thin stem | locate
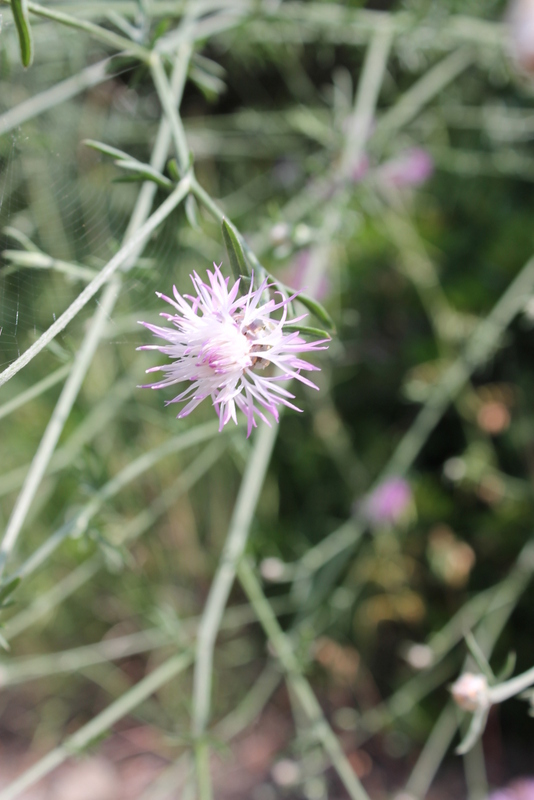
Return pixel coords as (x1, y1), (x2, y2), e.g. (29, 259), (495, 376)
(150, 49), (192, 174)
(1, 441), (228, 647)
(0, 376), (133, 500)
(339, 20), (393, 176)
(0, 59), (113, 135)
(9, 422), (222, 582)
(373, 48), (473, 151)
(0, 280), (120, 576)
(191, 423), (278, 791)
(238, 558), (371, 800)
(0, 652), (193, 800)
(464, 737), (488, 800)
(404, 703), (459, 800)
(3, 558), (101, 640)
(0, 176), (190, 389)
(4, 0), (151, 61)
(489, 663), (534, 704)
(0, 364), (71, 422)
(387, 253), (534, 477)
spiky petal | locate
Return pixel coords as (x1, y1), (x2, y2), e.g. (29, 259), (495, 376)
(138, 264), (329, 436)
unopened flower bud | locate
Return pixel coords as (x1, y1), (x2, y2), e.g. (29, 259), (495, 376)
(451, 672), (489, 712)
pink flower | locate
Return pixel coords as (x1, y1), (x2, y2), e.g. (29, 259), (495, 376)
(359, 477), (412, 526)
(508, 0), (534, 74)
(350, 153), (371, 183)
(138, 264), (329, 436)
(376, 147), (434, 188)
(488, 778), (534, 800)
(349, 148), (434, 189)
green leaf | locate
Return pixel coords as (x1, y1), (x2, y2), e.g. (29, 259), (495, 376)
(455, 706), (489, 755)
(185, 195), (201, 231)
(465, 631), (495, 683)
(167, 159), (181, 182)
(0, 630), (10, 651)
(83, 139), (132, 161)
(189, 65), (226, 102)
(114, 160), (173, 190)
(496, 651), (516, 683)
(295, 292), (336, 332)
(222, 218), (248, 283)
(0, 576), (20, 607)
(283, 325), (331, 339)
(12, 0), (33, 67)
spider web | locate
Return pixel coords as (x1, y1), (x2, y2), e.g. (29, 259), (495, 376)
(0, 39), (208, 376)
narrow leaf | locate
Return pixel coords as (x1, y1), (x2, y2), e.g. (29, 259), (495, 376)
(0, 631), (10, 651)
(496, 651), (517, 683)
(455, 706), (489, 755)
(167, 159), (181, 182)
(465, 631), (495, 683)
(295, 292), (335, 331)
(185, 195), (201, 231)
(114, 160), (173, 190)
(0, 577), (20, 606)
(284, 324), (331, 339)
(83, 139), (132, 161)
(12, 0), (33, 67)
(222, 218), (248, 283)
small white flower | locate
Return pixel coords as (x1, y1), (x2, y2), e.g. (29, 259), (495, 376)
(138, 264), (329, 436)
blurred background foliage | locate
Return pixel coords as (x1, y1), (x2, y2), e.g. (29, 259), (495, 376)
(2, 0), (534, 797)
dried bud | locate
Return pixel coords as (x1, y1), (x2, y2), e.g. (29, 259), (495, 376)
(451, 672), (489, 712)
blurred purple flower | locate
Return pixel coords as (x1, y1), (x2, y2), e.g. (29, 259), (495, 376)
(507, 0), (534, 74)
(376, 147), (434, 188)
(488, 778), (534, 800)
(350, 153), (371, 183)
(359, 477), (412, 526)
(349, 147), (434, 189)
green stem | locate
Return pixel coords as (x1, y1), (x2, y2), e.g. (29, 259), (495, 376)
(0, 652), (193, 800)
(150, 50), (192, 174)
(238, 558), (371, 800)
(5, 0), (151, 61)
(0, 176), (190, 390)
(0, 364), (71, 422)
(191, 423), (278, 795)
(0, 58), (113, 135)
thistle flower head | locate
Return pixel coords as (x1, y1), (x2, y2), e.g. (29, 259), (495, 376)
(138, 264), (329, 436)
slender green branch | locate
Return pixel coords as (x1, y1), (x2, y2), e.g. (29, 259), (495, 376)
(149, 50), (192, 174)
(387, 252), (534, 477)
(3, 559), (101, 641)
(191, 423), (278, 797)
(8, 422), (223, 583)
(3, 0), (151, 61)
(339, 20), (393, 175)
(0, 652), (193, 800)
(0, 365), (71, 422)
(404, 703), (459, 800)
(0, 281), (120, 577)
(0, 176), (190, 390)
(0, 59), (113, 135)
(238, 558), (371, 800)
(373, 47), (473, 150)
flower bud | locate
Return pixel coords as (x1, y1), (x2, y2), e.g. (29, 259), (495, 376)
(451, 672), (489, 712)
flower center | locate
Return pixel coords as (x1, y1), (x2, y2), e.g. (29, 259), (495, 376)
(198, 319), (253, 374)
